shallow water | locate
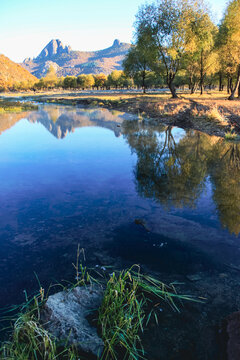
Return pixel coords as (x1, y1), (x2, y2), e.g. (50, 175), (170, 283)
(0, 104), (240, 358)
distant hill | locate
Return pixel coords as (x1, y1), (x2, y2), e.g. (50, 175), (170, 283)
(0, 54), (37, 89)
(21, 39), (131, 78)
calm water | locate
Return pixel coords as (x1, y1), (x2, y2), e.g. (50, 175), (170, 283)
(0, 104), (240, 358)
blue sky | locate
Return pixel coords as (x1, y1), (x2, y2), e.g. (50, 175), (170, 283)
(0, 0), (228, 63)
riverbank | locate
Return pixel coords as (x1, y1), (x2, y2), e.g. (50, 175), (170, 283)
(2, 90), (240, 138)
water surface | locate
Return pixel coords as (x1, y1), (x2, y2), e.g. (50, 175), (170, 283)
(0, 104), (240, 359)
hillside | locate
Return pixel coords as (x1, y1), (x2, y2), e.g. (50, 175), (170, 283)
(21, 39), (131, 78)
(0, 54), (37, 89)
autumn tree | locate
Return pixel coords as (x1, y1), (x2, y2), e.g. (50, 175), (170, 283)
(218, 0), (240, 100)
(135, 0), (196, 98)
(42, 65), (58, 89)
(77, 74), (95, 89)
(94, 73), (107, 90)
(184, 6), (217, 94)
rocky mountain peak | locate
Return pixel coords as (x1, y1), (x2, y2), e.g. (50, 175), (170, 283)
(113, 39), (121, 47)
(37, 39), (71, 60)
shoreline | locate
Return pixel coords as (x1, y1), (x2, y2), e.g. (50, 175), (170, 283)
(2, 90), (240, 138)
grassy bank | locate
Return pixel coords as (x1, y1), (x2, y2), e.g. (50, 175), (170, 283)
(0, 100), (38, 114)
(0, 266), (197, 360)
(3, 89), (240, 137)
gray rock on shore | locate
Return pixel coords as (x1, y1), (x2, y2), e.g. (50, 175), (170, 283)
(41, 285), (104, 357)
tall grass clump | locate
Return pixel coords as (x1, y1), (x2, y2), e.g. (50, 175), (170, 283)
(206, 107), (227, 125)
(225, 130), (238, 140)
(98, 267), (197, 360)
(0, 261), (199, 360)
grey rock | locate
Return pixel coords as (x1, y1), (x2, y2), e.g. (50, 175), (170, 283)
(42, 285), (104, 357)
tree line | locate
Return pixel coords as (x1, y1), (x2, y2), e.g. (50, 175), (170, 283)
(6, 0), (240, 99)
(123, 0), (240, 99)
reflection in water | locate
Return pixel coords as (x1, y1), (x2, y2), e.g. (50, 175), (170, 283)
(28, 106), (131, 138)
(1, 107), (240, 236)
(209, 142), (240, 235)
(0, 105), (135, 140)
(123, 120), (240, 235)
(1, 105), (240, 359)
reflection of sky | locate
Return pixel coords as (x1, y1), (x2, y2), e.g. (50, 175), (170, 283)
(0, 107), (239, 311)
(0, 119), (135, 194)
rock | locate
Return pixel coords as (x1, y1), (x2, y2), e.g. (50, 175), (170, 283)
(186, 274), (202, 282)
(134, 218), (150, 232)
(225, 311), (240, 360)
(41, 285), (104, 357)
(37, 39), (71, 59)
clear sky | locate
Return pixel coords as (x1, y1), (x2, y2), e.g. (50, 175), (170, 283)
(0, 0), (228, 63)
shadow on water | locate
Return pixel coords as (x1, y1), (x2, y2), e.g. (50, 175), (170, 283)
(106, 223), (222, 275)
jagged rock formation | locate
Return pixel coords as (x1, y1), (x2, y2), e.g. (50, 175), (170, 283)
(37, 39), (71, 59)
(21, 39), (131, 78)
(0, 54), (37, 89)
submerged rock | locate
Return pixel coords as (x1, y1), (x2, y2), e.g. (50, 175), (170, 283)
(41, 285), (104, 357)
(225, 311), (240, 360)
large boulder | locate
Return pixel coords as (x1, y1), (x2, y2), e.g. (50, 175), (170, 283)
(41, 285), (104, 357)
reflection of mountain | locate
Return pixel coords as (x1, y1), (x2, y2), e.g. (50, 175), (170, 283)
(27, 106), (130, 139)
(0, 112), (30, 134)
(123, 120), (240, 236)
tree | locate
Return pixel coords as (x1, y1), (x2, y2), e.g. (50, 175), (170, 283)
(63, 76), (77, 89)
(107, 70), (124, 89)
(218, 0), (240, 100)
(42, 65), (58, 89)
(184, 8), (217, 94)
(94, 73), (107, 90)
(135, 0), (195, 98)
(123, 31), (156, 93)
(77, 74), (95, 89)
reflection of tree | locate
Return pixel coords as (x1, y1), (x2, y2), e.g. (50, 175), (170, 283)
(123, 121), (211, 208)
(124, 120), (240, 235)
(209, 142), (240, 236)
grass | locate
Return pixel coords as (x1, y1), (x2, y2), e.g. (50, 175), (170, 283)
(98, 266), (197, 360)
(225, 130), (238, 140)
(0, 100), (38, 113)
(0, 262), (199, 360)
(205, 107), (227, 125)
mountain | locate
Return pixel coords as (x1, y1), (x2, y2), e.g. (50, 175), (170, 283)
(21, 39), (131, 78)
(0, 54), (37, 89)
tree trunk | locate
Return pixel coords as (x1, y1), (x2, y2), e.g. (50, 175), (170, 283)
(142, 67), (146, 94)
(219, 72), (222, 91)
(238, 81), (240, 98)
(168, 80), (178, 98)
(228, 65), (240, 100)
(200, 50), (204, 95)
(227, 76), (230, 94)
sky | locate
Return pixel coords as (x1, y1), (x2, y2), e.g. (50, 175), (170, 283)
(0, 0), (228, 63)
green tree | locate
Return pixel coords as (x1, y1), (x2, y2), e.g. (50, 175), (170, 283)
(123, 30), (156, 93)
(63, 76), (77, 89)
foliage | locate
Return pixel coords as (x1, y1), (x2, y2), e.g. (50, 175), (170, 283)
(99, 266), (197, 360)
(0, 264), (197, 360)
